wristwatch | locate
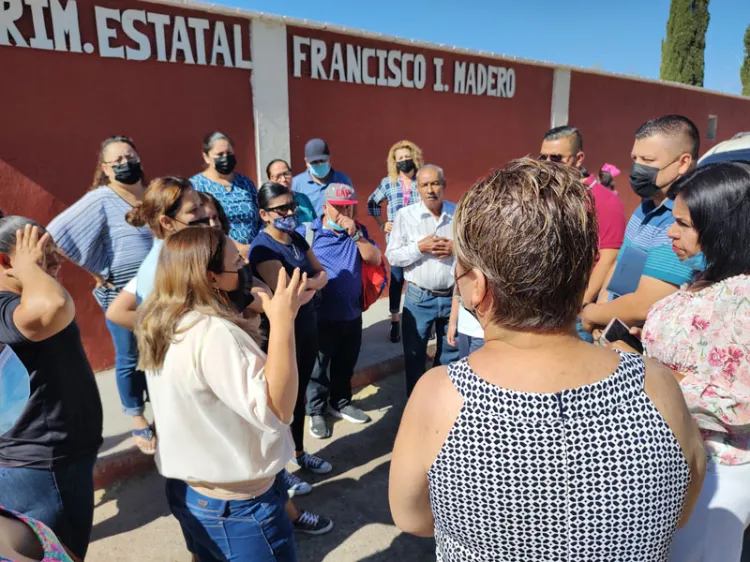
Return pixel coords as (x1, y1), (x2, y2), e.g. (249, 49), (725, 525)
(351, 229), (363, 242)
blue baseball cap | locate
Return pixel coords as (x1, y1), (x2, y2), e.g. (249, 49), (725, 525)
(305, 138), (330, 161)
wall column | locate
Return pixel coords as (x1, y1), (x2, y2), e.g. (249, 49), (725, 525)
(250, 19), (291, 181)
(550, 68), (571, 128)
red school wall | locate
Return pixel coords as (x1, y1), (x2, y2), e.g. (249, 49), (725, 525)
(569, 71), (750, 215)
(0, 0), (256, 370)
(285, 26), (555, 251)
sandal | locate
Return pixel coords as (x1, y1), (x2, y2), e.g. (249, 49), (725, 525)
(132, 425), (157, 456)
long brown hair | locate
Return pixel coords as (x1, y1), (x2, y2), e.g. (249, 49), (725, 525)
(125, 176), (193, 239)
(387, 140), (424, 185)
(90, 135), (141, 191)
(136, 228), (248, 371)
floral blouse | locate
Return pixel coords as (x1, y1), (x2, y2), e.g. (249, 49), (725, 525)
(0, 506), (74, 561)
(642, 275), (750, 465)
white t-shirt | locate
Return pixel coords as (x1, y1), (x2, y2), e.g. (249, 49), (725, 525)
(123, 276), (137, 295)
(458, 306), (484, 339)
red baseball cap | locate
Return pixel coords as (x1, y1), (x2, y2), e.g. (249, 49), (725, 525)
(324, 183), (358, 205)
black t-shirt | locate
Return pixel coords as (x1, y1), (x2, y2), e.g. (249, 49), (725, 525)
(0, 292), (103, 469)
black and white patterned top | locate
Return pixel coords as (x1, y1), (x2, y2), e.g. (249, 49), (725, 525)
(427, 353), (691, 562)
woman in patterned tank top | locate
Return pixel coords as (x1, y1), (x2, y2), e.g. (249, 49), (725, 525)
(389, 158), (706, 562)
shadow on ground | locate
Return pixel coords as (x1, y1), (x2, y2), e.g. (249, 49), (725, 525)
(91, 472), (171, 543)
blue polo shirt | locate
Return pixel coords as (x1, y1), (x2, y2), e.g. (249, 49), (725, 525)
(608, 198), (695, 299)
(292, 168), (353, 217)
(299, 219), (376, 322)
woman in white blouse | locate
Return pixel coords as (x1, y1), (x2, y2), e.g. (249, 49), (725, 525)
(135, 227), (311, 562)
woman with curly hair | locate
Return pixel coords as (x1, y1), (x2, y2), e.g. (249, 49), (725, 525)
(367, 140), (424, 343)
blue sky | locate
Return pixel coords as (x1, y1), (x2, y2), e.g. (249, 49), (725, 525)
(216, 0), (750, 95)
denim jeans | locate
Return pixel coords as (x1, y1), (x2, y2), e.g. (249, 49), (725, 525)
(105, 318), (147, 416)
(166, 474), (297, 562)
(458, 333), (485, 359)
(389, 266), (405, 315)
(0, 453), (97, 560)
(307, 316), (363, 415)
(402, 284), (459, 396)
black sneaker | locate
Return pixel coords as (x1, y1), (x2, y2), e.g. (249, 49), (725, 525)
(282, 469), (312, 498)
(292, 452), (332, 474)
(294, 510), (334, 535)
(329, 404), (371, 424)
(308, 415), (331, 439)
(390, 321), (401, 343)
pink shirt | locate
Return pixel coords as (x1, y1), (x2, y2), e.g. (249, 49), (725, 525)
(643, 275), (750, 465)
(584, 176), (626, 251)
(401, 174), (413, 207)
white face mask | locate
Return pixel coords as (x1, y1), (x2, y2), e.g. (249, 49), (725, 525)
(0, 345), (30, 434)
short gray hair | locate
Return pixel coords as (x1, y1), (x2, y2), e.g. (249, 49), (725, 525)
(417, 164), (445, 185)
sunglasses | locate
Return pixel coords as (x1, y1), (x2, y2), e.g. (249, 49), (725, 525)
(266, 202), (299, 215)
(537, 153), (567, 163)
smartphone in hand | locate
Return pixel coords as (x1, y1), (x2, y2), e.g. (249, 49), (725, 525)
(600, 318), (644, 354)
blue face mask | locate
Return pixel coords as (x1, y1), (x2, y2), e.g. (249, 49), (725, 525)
(0, 345), (30, 434)
(683, 251), (707, 272)
(326, 219), (346, 232)
(273, 216), (298, 233)
(309, 162), (330, 179)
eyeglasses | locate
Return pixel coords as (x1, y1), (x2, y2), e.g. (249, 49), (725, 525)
(270, 171), (292, 181)
(266, 202), (299, 215)
(537, 153), (567, 163)
(104, 156), (140, 166)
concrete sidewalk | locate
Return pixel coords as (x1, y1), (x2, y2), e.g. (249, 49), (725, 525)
(93, 297), (431, 489)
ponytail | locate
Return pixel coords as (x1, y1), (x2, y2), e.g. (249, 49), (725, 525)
(125, 203), (148, 228)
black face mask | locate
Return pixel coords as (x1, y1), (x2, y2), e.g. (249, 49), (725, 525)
(396, 159), (416, 174)
(112, 160), (142, 185)
(214, 154), (237, 175)
(629, 158), (679, 199)
(226, 265), (255, 313)
(173, 216), (211, 228)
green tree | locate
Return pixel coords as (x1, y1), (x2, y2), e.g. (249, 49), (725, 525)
(660, 0), (711, 87)
(742, 24), (750, 96)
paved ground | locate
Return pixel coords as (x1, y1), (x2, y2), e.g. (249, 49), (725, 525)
(87, 372), (437, 562)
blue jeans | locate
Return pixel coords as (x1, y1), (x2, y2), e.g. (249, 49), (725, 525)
(0, 453), (97, 560)
(105, 318), (147, 416)
(402, 284), (459, 396)
(389, 266), (405, 315)
(458, 333), (485, 358)
(576, 317), (594, 344)
(166, 474), (297, 562)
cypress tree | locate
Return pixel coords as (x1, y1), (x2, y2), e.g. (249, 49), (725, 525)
(741, 24), (750, 96)
(660, 0), (711, 87)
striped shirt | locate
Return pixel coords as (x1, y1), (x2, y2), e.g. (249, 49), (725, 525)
(48, 187), (153, 309)
(608, 198), (694, 300)
(367, 175), (419, 242)
(385, 200), (456, 292)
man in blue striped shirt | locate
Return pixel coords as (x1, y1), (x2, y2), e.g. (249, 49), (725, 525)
(300, 184), (382, 439)
(581, 115), (702, 335)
